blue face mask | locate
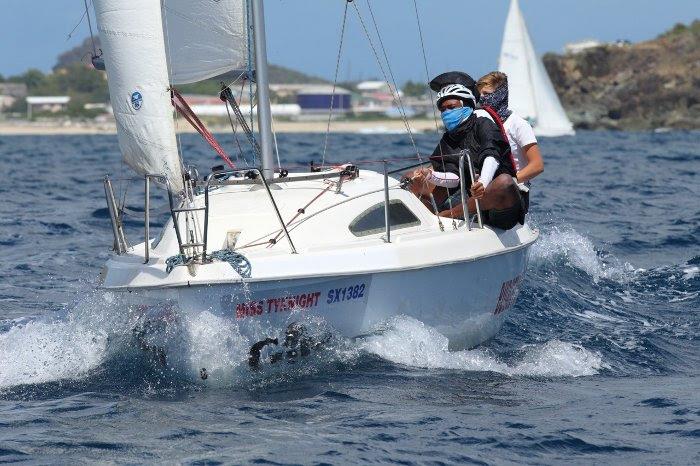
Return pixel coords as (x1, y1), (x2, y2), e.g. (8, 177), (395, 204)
(441, 106), (473, 132)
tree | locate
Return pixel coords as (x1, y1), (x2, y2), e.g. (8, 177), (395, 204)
(402, 80), (427, 97)
(10, 69), (47, 90)
(55, 37), (100, 71)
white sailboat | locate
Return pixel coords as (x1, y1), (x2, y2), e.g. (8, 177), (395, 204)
(498, 0), (575, 137)
(93, 0), (538, 376)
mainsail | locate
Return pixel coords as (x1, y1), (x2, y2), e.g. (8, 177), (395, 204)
(93, 0), (248, 190)
(162, 0), (248, 85)
(498, 0), (574, 137)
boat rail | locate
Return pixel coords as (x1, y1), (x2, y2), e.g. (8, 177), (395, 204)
(103, 158), (483, 262)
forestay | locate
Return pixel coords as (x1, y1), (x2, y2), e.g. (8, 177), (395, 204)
(162, 0), (248, 85)
(498, 0), (574, 137)
(93, 0), (183, 190)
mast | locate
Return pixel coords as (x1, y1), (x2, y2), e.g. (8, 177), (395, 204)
(250, 0), (275, 179)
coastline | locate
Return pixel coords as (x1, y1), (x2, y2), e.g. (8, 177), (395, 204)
(0, 119), (440, 136)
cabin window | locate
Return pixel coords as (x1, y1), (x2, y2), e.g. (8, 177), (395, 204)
(349, 200), (421, 237)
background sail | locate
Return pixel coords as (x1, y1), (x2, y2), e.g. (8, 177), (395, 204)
(162, 0), (248, 85)
(498, 0), (574, 136)
(93, 0), (183, 189)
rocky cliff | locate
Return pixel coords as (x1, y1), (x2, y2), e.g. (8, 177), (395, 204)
(543, 21), (700, 130)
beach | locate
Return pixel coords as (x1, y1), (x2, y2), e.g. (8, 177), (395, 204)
(0, 118), (439, 135)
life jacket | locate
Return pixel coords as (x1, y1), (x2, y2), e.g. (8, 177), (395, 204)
(479, 106), (518, 173)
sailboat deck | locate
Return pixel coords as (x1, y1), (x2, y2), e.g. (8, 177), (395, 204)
(100, 169), (538, 290)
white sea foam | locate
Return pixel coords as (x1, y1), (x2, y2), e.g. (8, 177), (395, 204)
(531, 227), (638, 282)
(0, 291), (135, 389)
(682, 266), (699, 280)
(180, 310), (249, 383)
(361, 316), (602, 377)
(0, 312), (109, 389)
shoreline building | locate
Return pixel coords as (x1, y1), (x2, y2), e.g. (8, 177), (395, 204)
(296, 85), (351, 119)
(0, 83), (28, 113)
(25, 96), (70, 119)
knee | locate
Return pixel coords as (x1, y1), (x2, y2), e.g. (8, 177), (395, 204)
(485, 174), (514, 195)
(492, 174), (514, 188)
(485, 174), (517, 204)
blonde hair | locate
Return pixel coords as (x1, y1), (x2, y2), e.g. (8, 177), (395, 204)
(477, 71), (508, 92)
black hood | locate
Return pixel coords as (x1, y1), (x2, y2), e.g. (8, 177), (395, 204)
(429, 71), (480, 103)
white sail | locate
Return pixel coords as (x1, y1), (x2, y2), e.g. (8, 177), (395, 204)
(162, 0), (248, 85)
(498, 0), (574, 137)
(93, 0), (183, 189)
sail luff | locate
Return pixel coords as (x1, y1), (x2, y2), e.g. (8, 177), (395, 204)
(93, 0), (184, 190)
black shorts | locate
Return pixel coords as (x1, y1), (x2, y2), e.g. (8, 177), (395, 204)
(482, 189), (529, 230)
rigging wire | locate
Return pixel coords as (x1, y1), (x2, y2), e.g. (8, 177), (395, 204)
(321, 0), (351, 168)
(412, 0), (441, 135)
(271, 113), (283, 170)
(410, 0), (455, 227)
(66, 8), (88, 42)
(224, 100), (248, 167)
(362, 0), (420, 160)
(221, 75), (249, 166)
(83, 0), (98, 57)
(246, 0), (256, 165)
(351, 1), (420, 160)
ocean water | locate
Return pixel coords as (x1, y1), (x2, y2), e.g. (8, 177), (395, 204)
(0, 130), (698, 464)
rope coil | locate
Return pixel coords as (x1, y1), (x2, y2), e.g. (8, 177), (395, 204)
(165, 250), (252, 278)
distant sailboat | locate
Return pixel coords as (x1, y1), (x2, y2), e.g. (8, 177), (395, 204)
(498, 0), (575, 137)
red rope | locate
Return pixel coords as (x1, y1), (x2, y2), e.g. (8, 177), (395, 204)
(267, 183), (334, 247)
(171, 88), (236, 169)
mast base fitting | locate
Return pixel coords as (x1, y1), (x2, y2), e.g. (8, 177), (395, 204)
(340, 165), (360, 179)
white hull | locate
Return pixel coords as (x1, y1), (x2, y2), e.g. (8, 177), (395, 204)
(102, 167), (538, 373)
(118, 243), (530, 351)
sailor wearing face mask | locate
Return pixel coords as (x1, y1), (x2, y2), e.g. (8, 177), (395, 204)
(409, 71), (525, 230)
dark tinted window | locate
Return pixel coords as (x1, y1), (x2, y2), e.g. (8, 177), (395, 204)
(349, 200), (421, 237)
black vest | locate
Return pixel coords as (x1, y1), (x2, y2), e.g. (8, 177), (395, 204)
(430, 111), (515, 181)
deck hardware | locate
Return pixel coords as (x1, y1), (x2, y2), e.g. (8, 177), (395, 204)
(458, 156), (470, 232)
(464, 151), (483, 229)
(103, 176), (128, 254)
(383, 160), (391, 243)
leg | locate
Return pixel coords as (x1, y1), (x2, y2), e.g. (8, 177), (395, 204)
(467, 174), (519, 213)
(438, 174), (520, 220)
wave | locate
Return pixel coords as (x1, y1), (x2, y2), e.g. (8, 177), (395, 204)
(1, 225), (695, 393)
(361, 316), (602, 377)
(530, 226), (639, 282)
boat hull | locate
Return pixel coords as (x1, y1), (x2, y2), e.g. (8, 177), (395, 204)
(122, 245), (531, 352)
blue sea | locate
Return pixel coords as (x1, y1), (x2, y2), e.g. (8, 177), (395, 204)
(0, 130), (698, 464)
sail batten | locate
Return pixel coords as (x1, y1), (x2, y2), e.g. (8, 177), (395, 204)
(498, 0), (574, 136)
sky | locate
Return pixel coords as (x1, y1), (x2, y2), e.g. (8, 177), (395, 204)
(1, 0), (699, 84)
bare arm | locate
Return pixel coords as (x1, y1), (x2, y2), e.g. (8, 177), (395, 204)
(516, 143), (544, 183)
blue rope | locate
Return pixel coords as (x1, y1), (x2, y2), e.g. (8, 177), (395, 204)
(165, 250), (251, 278)
(165, 254), (187, 273)
(209, 250), (252, 278)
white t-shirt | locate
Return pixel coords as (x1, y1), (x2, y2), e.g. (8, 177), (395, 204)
(503, 114), (537, 172)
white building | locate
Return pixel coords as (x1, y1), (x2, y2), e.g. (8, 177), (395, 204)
(564, 39), (603, 55)
(26, 96), (70, 119)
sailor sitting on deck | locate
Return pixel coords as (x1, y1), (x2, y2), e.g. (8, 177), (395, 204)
(477, 71), (543, 214)
(409, 71), (526, 230)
